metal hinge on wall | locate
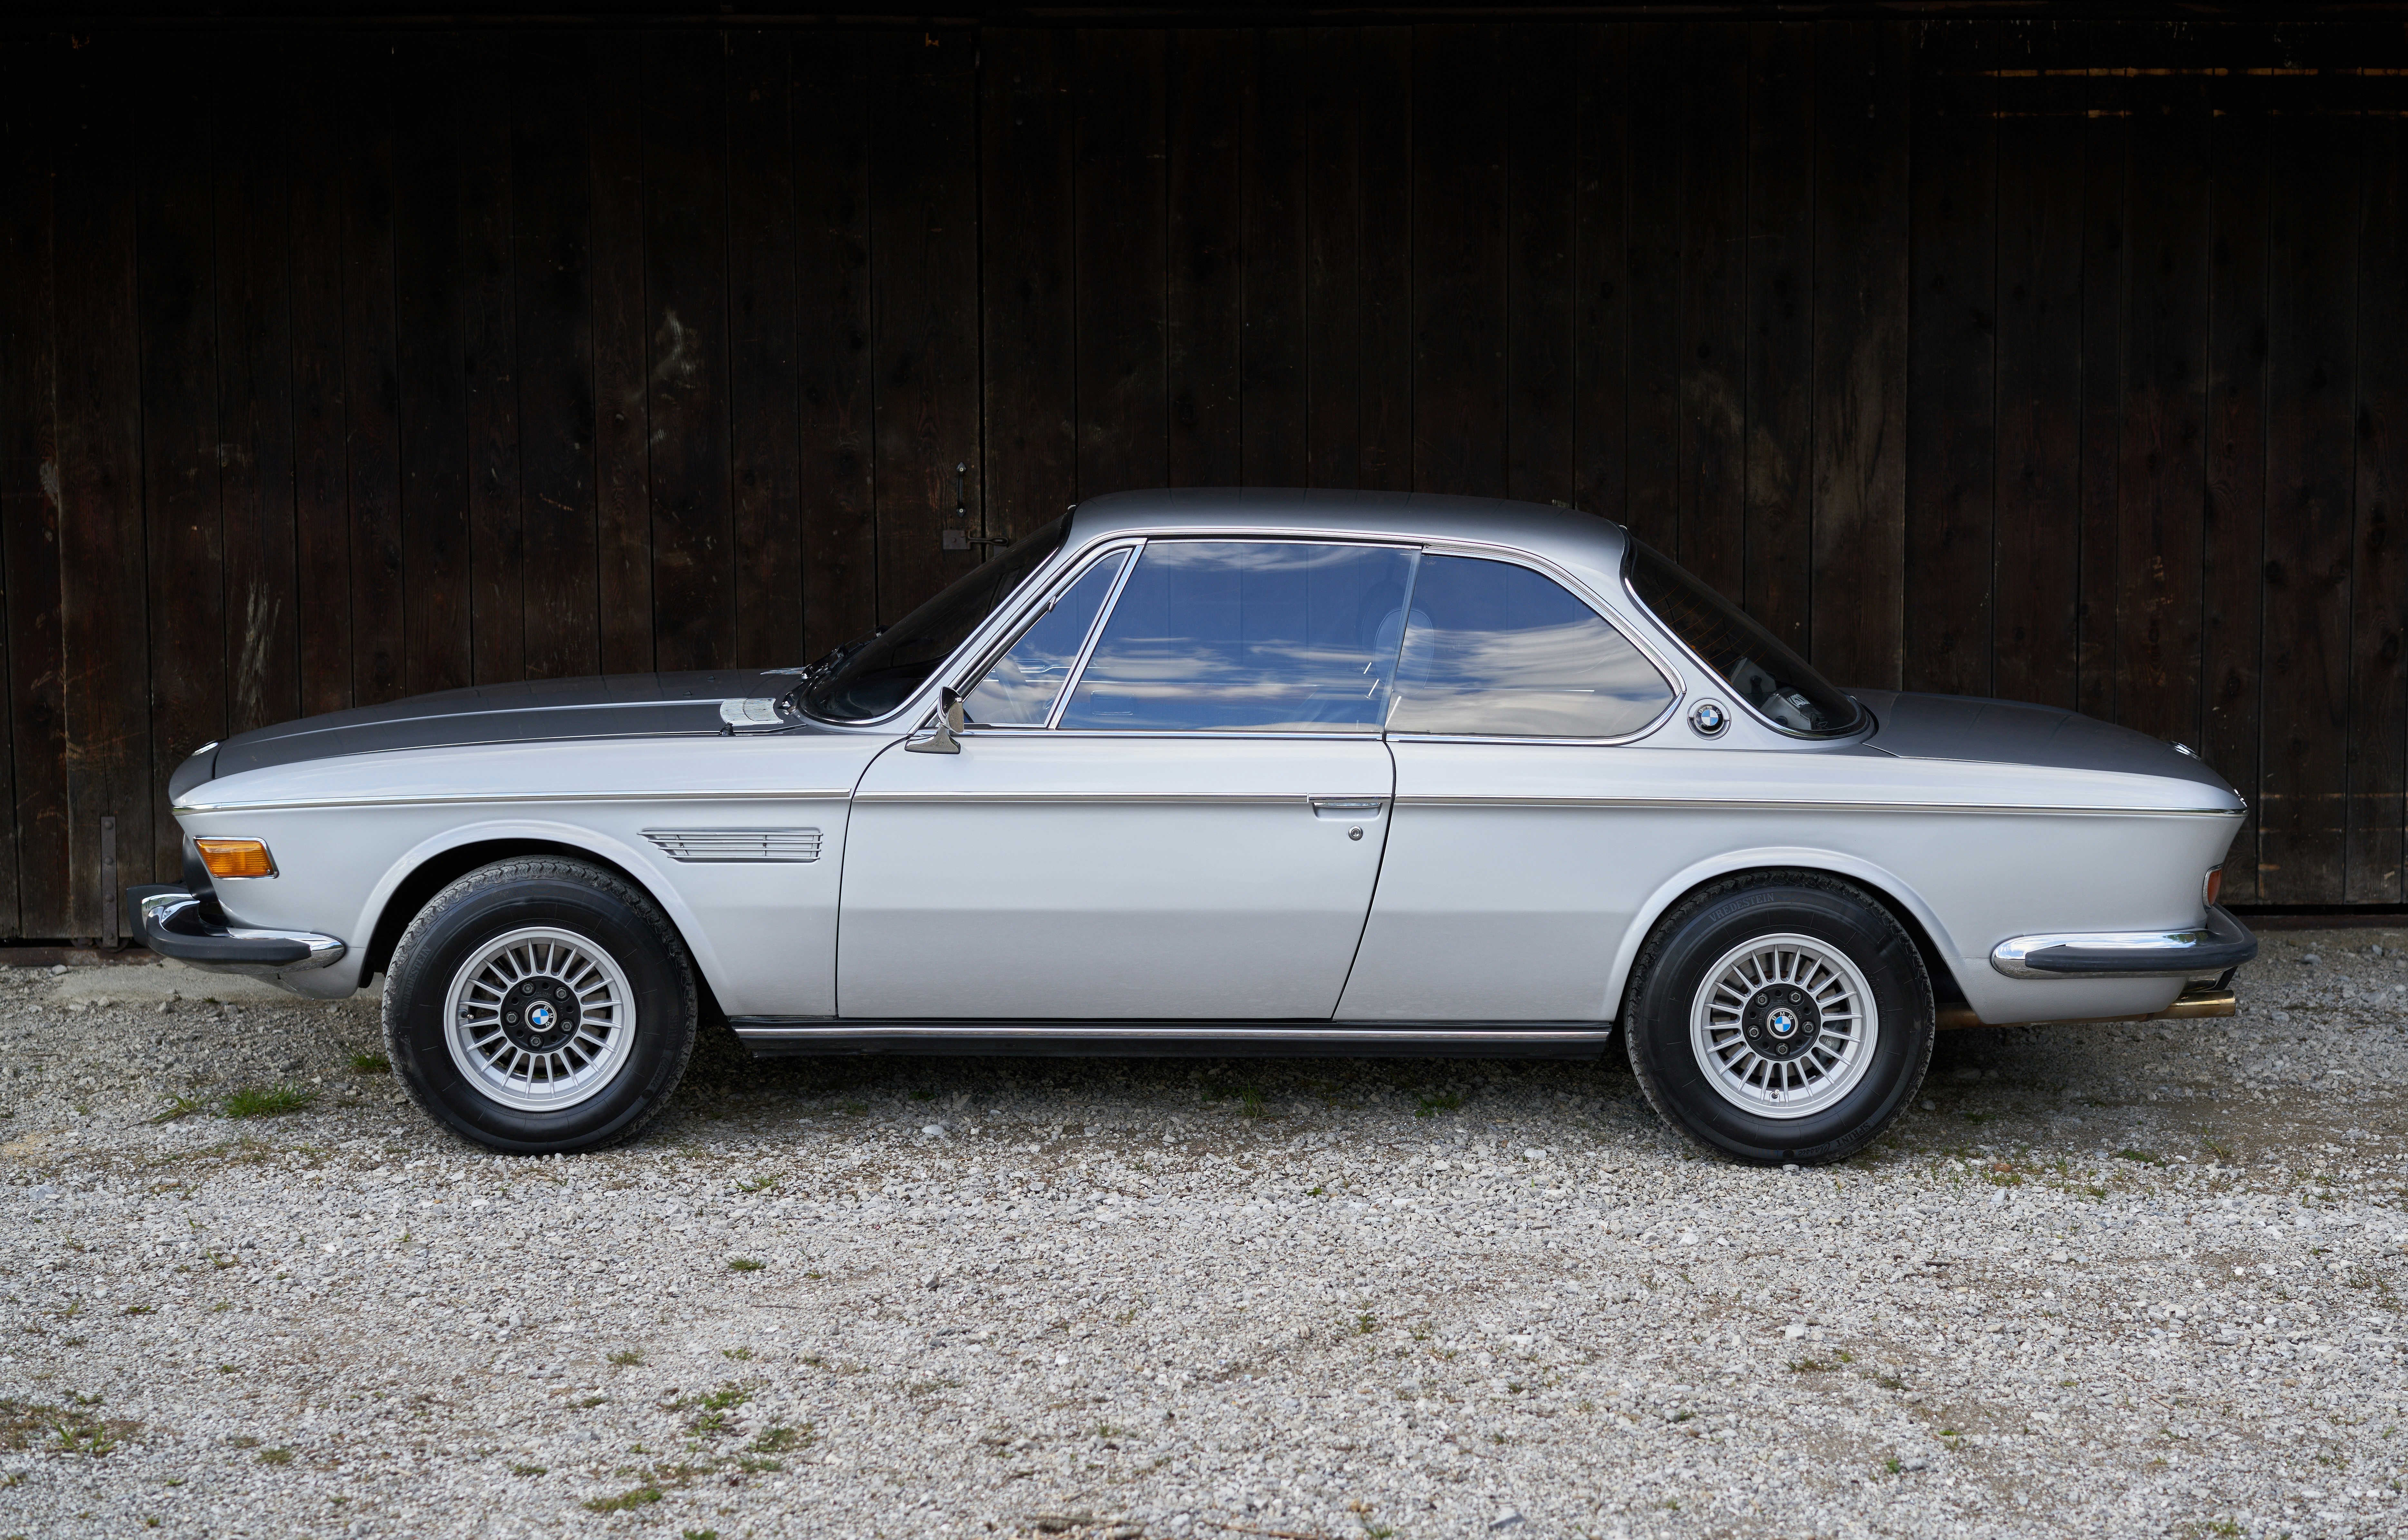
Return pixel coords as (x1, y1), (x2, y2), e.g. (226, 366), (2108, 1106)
(939, 460), (1010, 553)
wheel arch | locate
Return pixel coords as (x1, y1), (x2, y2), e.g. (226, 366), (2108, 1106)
(357, 833), (729, 1026)
(1605, 850), (1970, 1019)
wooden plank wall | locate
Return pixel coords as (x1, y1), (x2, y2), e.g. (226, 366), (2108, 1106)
(2, 18), (2405, 937)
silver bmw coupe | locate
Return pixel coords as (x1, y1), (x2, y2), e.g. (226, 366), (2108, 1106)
(142, 489), (2255, 1164)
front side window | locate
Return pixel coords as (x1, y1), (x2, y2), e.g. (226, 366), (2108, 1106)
(1625, 540), (1860, 736)
(1386, 554), (1674, 738)
(800, 515), (1070, 723)
(962, 549), (1129, 726)
(1056, 540), (1417, 733)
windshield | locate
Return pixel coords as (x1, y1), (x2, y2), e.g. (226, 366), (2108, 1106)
(800, 516), (1070, 722)
(1626, 541), (1861, 737)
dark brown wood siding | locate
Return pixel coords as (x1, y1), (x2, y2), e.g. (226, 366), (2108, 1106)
(3, 18), (2404, 936)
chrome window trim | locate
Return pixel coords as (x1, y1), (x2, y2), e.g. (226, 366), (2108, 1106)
(942, 539), (1145, 732)
(852, 791), (1376, 807)
(1043, 538), (1144, 729)
(1618, 541), (1867, 744)
(1380, 541), (1685, 747)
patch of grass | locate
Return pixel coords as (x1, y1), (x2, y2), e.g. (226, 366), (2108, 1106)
(1885, 1456), (1901, 1474)
(725, 1256), (765, 1273)
(509, 1462), (547, 1477)
(119, 1304), (152, 1317)
(148, 1093), (207, 1125)
(0, 1398), (139, 1458)
(583, 1485), (662, 1514)
(256, 1447), (293, 1466)
(1355, 1312), (1379, 1336)
(221, 1083), (315, 1119)
(1415, 1091), (1463, 1118)
(684, 1530), (721, 1540)
(608, 1349), (643, 1367)
(747, 1423), (812, 1455)
(1789, 1358), (1836, 1373)
(228, 1435), (260, 1449)
(735, 1175), (777, 1193)
(348, 1052), (391, 1074)
(722, 1346), (755, 1361)
(2116, 1148), (2159, 1165)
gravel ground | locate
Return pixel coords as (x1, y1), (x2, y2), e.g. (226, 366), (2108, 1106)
(3, 930), (2405, 1540)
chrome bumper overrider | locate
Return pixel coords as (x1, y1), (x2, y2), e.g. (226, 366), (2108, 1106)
(1990, 904), (2258, 980)
(130, 884), (346, 975)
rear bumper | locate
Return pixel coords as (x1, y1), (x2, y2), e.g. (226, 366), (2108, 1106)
(1990, 904), (2258, 980)
(128, 883), (346, 975)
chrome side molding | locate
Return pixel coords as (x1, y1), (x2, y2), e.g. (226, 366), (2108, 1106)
(1990, 904), (2258, 979)
(730, 1020), (1614, 1060)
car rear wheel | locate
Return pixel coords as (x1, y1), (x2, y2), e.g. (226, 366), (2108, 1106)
(1623, 871), (1933, 1165)
(383, 858), (697, 1155)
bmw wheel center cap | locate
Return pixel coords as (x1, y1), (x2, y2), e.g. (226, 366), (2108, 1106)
(528, 1001), (557, 1031)
(1767, 1007), (1798, 1039)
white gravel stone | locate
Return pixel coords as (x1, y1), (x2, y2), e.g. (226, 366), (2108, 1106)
(1, 932), (2405, 1537)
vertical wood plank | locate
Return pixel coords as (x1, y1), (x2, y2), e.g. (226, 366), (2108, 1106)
(1242, 26), (1310, 487)
(2201, 99), (2272, 902)
(2114, 80), (2210, 756)
(1676, 21), (1748, 595)
(1411, 23), (1507, 498)
(1620, 23), (1681, 551)
(1304, 26), (1362, 489)
(725, 30), (802, 668)
(1073, 28), (1168, 502)
(797, 32), (877, 657)
(978, 30), (1074, 568)
(871, 26), (983, 621)
(1165, 29), (1242, 487)
(287, 34), (354, 719)
(137, 32), (227, 878)
(2073, 110), (2127, 726)
(53, 31), (150, 920)
(214, 37), (301, 739)
(1902, 49), (1996, 698)
(1742, 21), (1814, 652)
(2259, 102), (2360, 903)
(641, 29), (733, 670)
(391, 34), (472, 696)
(460, 41), (524, 685)
(1991, 103), (2086, 715)
(512, 32), (600, 681)
(0, 39), (62, 933)
(1570, 24), (1629, 524)
(1807, 20), (1910, 691)
(345, 34), (405, 707)
(590, 33), (653, 676)
(2349, 106), (2408, 903)
(1504, 23), (1576, 506)
(1356, 27), (1413, 494)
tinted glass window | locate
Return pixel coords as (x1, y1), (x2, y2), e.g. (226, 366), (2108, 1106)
(1386, 554), (1673, 738)
(800, 516), (1070, 722)
(963, 549), (1129, 726)
(1057, 540), (1417, 733)
(1626, 541), (1859, 736)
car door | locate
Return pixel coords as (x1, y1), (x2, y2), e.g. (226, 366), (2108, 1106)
(838, 537), (1413, 1020)
(1338, 551), (1682, 1021)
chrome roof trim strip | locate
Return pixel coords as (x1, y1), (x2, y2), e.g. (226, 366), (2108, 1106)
(173, 788), (857, 815)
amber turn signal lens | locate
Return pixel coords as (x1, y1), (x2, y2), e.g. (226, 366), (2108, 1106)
(195, 838), (277, 879)
(2204, 867), (2223, 907)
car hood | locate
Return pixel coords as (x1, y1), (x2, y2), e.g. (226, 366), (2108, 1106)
(1852, 690), (2239, 797)
(170, 670), (809, 801)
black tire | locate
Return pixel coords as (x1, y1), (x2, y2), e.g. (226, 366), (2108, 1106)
(1623, 870), (1933, 1166)
(382, 857), (697, 1155)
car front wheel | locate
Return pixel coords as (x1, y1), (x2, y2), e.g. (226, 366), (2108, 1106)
(1623, 871), (1933, 1165)
(383, 857), (697, 1155)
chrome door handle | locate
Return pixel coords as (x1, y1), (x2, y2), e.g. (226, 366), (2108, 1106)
(1309, 796), (1386, 814)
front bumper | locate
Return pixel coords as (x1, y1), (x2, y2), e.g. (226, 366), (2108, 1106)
(1990, 904), (2258, 980)
(128, 883), (346, 975)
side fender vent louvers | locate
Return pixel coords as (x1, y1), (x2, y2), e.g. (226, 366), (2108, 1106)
(643, 828), (822, 863)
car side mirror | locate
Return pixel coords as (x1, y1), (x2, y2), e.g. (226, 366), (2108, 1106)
(906, 685), (965, 755)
